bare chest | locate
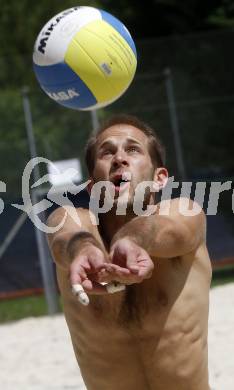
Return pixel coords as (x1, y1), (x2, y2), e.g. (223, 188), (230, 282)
(63, 257), (210, 389)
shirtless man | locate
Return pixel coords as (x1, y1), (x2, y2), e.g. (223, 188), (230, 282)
(47, 114), (212, 390)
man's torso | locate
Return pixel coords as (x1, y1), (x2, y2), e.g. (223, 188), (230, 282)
(58, 243), (212, 390)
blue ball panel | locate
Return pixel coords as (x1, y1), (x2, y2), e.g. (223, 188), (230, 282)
(33, 62), (80, 85)
(33, 62), (97, 109)
(100, 10), (137, 57)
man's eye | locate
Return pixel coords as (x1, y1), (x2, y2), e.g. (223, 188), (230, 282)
(127, 146), (139, 153)
(102, 149), (113, 156)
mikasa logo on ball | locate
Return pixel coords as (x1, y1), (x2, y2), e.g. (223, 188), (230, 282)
(47, 89), (80, 101)
(38, 7), (79, 54)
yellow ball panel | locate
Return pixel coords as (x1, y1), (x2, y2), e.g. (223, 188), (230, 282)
(65, 20), (136, 103)
(65, 39), (115, 103)
(84, 19), (137, 75)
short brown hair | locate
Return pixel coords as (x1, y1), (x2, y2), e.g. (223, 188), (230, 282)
(85, 114), (165, 175)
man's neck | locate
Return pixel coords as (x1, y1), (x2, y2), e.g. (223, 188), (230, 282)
(98, 209), (136, 248)
(97, 195), (158, 248)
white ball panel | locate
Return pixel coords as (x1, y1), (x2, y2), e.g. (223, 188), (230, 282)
(33, 6), (102, 66)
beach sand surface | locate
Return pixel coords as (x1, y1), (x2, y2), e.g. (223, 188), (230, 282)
(0, 284), (234, 390)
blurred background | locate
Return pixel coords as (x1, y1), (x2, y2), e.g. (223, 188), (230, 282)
(0, 0), (234, 319)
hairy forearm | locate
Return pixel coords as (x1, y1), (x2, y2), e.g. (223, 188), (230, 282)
(66, 232), (102, 259)
(50, 231), (102, 269)
(47, 207), (103, 269)
(111, 214), (196, 258)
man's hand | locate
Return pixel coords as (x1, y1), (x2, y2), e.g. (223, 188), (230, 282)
(98, 238), (154, 285)
(70, 243), (109, 295)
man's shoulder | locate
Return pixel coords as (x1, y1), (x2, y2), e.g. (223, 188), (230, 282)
(49, 205), (90, 217)
(46, 206), (95, 229)
(158, 197), (205, 219)
(157, 197), (207, 246)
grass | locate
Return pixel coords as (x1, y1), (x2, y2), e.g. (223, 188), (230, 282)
(211, 266), (234, 287)
(0, 294), (62, 324)
(0, 270), (233, 324)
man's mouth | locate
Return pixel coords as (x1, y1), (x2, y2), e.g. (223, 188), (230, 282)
(110, 173), (131, 193)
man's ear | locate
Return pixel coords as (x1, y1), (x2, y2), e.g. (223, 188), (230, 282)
(153, 167), (168, 191)
(87, 178), (94, 195)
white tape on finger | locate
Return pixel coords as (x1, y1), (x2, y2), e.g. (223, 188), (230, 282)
(72, 284), (90, 306)
(106, 282), (126, 294)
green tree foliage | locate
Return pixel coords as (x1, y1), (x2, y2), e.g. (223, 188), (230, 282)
(0, 0), (100, 87)
(0, 0), (233, 198)
(0, 0), (233, 87)
(98, 0), (234, 37)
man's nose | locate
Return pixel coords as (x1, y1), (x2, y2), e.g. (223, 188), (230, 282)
(112, 150), (128, 167)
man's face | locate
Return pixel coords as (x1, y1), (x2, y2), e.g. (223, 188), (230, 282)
(91, 124), (156, 207)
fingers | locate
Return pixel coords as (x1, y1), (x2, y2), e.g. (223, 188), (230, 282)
(70, 260), (88, 285)
(69, 248), (128, 304)
(97, 263), (142, 285)
(69, 242), (154, 306)
(71, 281), (110, 305)
(70, 259), (109, 297)
(72, 281), (125, 306)
(138, 264), (153, 279)
(81, 279), (109, 295)
(128, 264), (140, 273)
(97, 264), (131, 283)
(111, 244), (141, 274)
(72, 284), (89, 305)
(69, 251), (106, 286)
(106, 282), (125, 294)
(99, 249), (154, 285)
(82, 280), (126, 295)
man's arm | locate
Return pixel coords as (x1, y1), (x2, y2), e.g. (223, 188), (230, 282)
(96, 198), (206, 285)
(47, 206), (127, 295)
(111, 198), (206, 259)
(47, 206), (104, 270)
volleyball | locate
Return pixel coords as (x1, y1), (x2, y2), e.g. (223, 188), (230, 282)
(33, 6), (137, 111)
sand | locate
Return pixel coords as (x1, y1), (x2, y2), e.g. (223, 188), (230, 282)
(0, 283), (233, 390)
